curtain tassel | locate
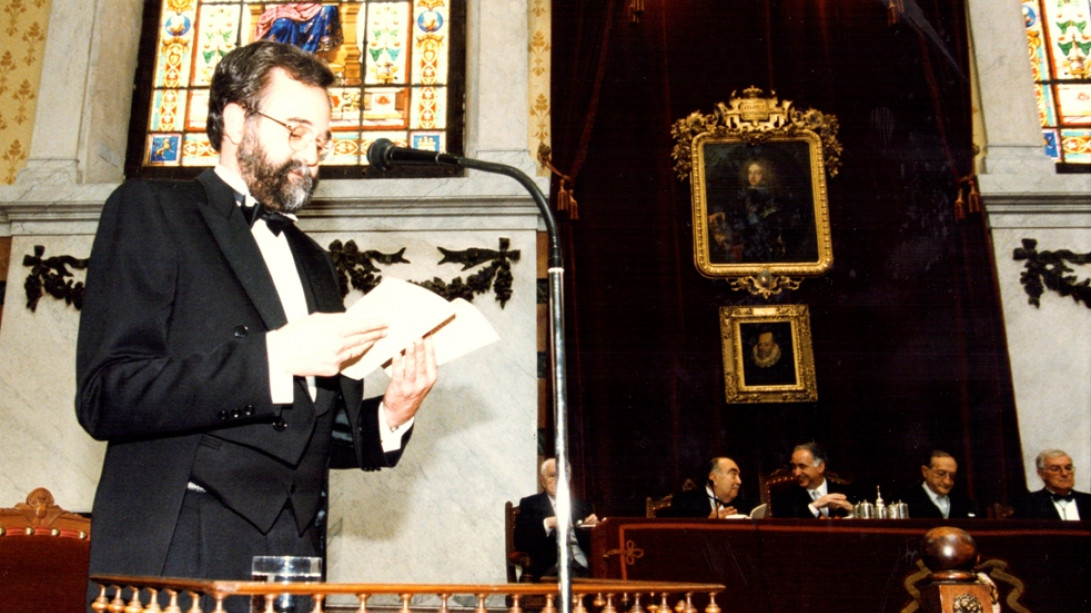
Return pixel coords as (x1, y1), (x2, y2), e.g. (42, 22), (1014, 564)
(967, 175), (982, 215)
(557, 177), (579, 220)
(537, 142), (580, 220)
(887, 0), (904, 26)
(954, 178), (967, 221)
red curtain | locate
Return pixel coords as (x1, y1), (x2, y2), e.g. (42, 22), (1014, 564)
(548, 0), (1023, 514)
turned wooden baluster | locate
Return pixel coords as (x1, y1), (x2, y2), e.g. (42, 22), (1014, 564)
(703, 592), (720, 613)
(185, 589), (203, 613)
(355, 593), (369, 613)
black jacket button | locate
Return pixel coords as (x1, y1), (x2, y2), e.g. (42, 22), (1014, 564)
(233, 325), (249, 338)
(244, 404), (256, 417)
(218, 410), (229, 421)
(231, 408), (242, 419)
(272, 418), (287, 431)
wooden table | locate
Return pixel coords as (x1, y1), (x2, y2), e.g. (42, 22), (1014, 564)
(589, 517), (1090, 612)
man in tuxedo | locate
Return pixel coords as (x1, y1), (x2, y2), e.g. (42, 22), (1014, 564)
(1014, 449), (1091, 520)
(513, 459), (599, 580)
(770, 442), (854, 518)
(76, 41), (437, 610)
(661, 456), (753, 518)
(900, 450), (978, 519)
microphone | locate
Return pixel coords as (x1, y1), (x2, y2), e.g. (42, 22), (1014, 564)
(366, 138), (464, 171)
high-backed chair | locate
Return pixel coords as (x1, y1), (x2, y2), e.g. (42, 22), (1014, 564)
(645, 494), (674, 517)
(0, 487), (91, 613)
(759, 467), (852, 517)
(504, 501), (533, 583)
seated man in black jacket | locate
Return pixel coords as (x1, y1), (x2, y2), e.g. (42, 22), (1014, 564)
(661, 456), (753, 519)
(770, 442), (855, 518)
(899, 449), (977, 519)
(1014, 449), (1090, 520)
(513, 458), (598, 579)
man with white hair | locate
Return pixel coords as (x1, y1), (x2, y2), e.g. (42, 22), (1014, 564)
(1013, 449), (1091, 520)
(513, 458), (599, 579)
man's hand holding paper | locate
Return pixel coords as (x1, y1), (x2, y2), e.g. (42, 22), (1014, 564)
(340, 277), (500, 380)
(268, 311), (389, 377)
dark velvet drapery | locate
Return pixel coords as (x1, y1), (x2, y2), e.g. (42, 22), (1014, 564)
(548, 0), (1023, 516)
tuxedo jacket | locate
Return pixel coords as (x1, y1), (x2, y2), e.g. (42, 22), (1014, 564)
(76, 171), (408, 578)
(513, 492), (594, 579)
(770, 480), (852, 518)
(1013, 488), (1091, 520)
(899, 483), (978, 519)
(659, 487), (753, 518)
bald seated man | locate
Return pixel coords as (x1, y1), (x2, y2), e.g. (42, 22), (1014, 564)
(661, 457), (753, 518)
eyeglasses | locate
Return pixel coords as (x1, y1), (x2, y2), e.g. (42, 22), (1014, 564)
(1044, 464), (1075, 474)
(253, 111), (332, 162)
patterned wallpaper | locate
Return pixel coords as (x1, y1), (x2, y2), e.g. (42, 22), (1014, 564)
(528, 0), (550, 175)
(0, 0), (50, 185)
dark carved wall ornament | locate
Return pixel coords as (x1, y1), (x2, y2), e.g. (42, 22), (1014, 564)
(1013, 238), (1091, 309)
(328, 237), (519, 308)
(22, 246), (89, 312)
(24, 239), (518, 312)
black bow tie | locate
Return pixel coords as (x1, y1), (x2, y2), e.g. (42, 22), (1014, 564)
(241, 201), (294, 236)
(1052, 492), (1074, 503)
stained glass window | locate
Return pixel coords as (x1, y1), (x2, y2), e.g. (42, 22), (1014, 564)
(1024, 0), (1091, 165)
(128, 0), (463, 176)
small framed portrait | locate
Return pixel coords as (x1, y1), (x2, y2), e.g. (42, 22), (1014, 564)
(692, 134), (833, 278)
(720, 304), (817, 403)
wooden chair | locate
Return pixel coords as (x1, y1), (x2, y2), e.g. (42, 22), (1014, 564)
(0, 487), (91, 613)
(989, 501), (1015, 520)
(759, 467), (852, 517)
(644, 494), (673, 517)
(504, 501), (533, 582)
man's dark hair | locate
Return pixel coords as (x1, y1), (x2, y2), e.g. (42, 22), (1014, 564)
(206, 41), (336, 150)
(794, 441), (827, 467)
(923, 449), (954, 468)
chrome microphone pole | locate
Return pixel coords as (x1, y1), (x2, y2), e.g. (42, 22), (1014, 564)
(456, 156), (574, 613)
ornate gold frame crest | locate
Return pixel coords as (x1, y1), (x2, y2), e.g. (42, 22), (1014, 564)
(672, 87), (841, 297)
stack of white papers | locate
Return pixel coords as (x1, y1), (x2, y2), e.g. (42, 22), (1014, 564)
(340, 277), (500, 379)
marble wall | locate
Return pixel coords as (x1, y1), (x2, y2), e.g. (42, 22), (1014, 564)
(969, 0), (1091, 492)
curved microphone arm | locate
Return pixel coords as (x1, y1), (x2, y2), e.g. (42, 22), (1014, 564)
(456, 157), (573, 613)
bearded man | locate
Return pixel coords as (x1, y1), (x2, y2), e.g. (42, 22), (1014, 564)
(76, 41), (437, 611)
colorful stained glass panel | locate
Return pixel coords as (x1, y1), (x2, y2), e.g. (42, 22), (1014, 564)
(1025, 0), (1091, 164)
(139, 0), (458, 169)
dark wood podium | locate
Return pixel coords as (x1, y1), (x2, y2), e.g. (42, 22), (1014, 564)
(589, 517), (1090, 612)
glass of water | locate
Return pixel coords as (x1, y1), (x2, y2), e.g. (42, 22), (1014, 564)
(251, 555), (322, 613)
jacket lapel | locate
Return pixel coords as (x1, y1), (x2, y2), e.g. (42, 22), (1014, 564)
(195, 170), (288, 331)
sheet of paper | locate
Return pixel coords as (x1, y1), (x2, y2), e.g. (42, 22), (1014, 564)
(340, 277), (499, 379)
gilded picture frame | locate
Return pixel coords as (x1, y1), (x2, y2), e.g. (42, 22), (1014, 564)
(720, 304), (817, 404)
(673, 88), (841, 296)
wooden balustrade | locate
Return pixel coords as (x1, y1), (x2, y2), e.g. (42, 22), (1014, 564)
(90, 576), (725, 613)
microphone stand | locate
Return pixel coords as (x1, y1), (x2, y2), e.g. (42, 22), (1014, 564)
(456, 156), (575, 613)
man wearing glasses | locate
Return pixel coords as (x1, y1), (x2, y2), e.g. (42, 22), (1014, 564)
(1014, 449), (1091, 520)
(77, 41), (437, 610)
(900, 450), (978, 519)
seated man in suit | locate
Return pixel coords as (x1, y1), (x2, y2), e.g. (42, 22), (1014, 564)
(770, 442), (854, 518)
(1014, 449), (1091, 520)
(900, 450), (977, 519)
(513, 458), (599, 580)
(661, 456), (753, 519)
